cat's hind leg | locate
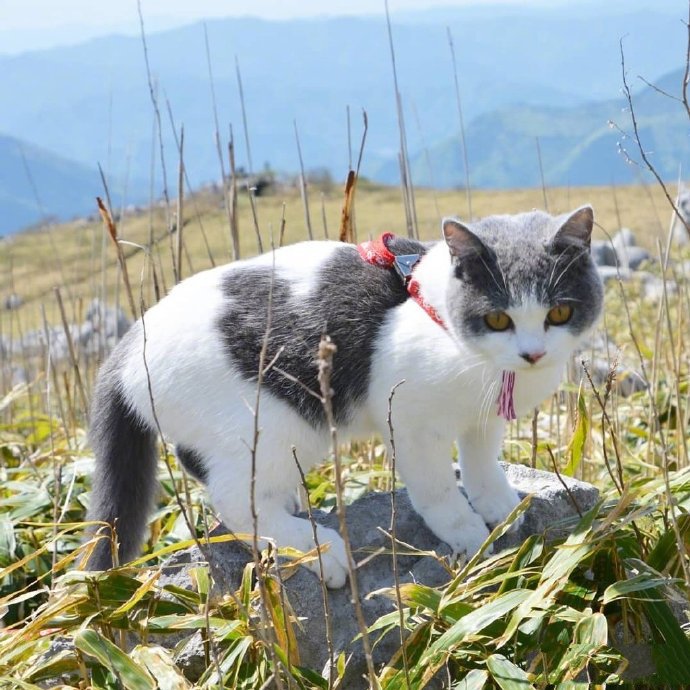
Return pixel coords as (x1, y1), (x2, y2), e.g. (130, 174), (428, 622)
(203, 441), (349, 588)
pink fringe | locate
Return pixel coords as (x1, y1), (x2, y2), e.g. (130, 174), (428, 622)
(497, 370), (516, 420)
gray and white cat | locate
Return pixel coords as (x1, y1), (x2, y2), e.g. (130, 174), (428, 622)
(86, 206), (603, 587)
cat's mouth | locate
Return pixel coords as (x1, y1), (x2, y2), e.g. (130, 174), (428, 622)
(515, 355), (549, 371)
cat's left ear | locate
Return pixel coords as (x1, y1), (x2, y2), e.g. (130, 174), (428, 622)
(442, 218), (488, 259)
(552, 205), (594, 249)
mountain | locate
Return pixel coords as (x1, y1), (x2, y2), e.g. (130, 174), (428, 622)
(384, 68), (690, 189)
(0, 5), (686, 232)
(0, 6), (685, 183)
(0, 134), (103, 236)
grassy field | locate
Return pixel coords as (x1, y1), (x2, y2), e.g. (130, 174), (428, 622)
(1, 179), (689, 688)
(0, 180), (675, 333)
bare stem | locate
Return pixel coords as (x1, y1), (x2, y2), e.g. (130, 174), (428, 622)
(386, 381), (411, 687)
(317, 335), (377, 687)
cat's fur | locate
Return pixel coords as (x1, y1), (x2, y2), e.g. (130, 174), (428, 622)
(86, 207), (603, 587)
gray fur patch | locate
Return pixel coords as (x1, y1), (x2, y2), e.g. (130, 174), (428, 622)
(217, 239), (427, 426)
(176, 446), (208, 483)
(447, 211), (603, 339)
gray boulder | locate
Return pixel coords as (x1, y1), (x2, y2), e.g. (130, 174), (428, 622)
(162, 464), (599, 686)
(591, 240), (617, 268)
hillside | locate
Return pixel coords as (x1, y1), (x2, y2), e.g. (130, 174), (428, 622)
(0, 5), (684, 199)
(387, 68), (690, 188)
(0, 133), (103, 235)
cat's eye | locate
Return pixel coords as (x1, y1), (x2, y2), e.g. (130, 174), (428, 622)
(484, 311), (513, 331)
(546, 304), (573, 326)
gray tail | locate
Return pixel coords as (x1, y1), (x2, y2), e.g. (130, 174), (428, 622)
(85, 371), (158, 570)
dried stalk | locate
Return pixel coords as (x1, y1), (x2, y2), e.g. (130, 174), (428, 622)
(317, 335), (377, 686)
(294, 120), (313, 241)
(292, 448), (335, 690)
(385, 0), (417, 239)
(447, 27), (472, 219)
(386, 381), (411, 687)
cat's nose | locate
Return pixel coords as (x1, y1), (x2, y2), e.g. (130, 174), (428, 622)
(520, 350), (545, 364)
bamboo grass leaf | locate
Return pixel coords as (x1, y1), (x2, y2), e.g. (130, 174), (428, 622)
(454, 668), (489, 689)
(130, 645), (192, 689)
(563, 383), (589, 477)
(486, 654), (535, 689)
(74, 629), (156, 690)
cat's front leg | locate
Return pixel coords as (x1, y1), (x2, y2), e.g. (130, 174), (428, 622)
(395, 433), (492, 558)
(457, 421), (523, 531)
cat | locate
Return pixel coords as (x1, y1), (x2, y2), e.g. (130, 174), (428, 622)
(86, 206), (603, 588)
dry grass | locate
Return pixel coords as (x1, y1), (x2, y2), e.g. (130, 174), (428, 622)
(0, 181), (675, 334)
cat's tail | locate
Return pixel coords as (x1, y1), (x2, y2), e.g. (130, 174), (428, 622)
(84, 361), (158, 570)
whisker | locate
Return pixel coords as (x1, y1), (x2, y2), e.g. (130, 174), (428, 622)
(551, 249), (588, 291)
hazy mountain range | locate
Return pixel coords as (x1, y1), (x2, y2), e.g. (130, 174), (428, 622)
(0, 2), (687, 234)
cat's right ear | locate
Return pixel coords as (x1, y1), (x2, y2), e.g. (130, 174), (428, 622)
(442, 218), (487, 259)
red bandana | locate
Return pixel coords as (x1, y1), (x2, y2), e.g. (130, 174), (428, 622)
(357, 233), (447, 329)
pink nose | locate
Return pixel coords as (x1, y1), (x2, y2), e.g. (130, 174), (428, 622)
(520, 351), (545, 364)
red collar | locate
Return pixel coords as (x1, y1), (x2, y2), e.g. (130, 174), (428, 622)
(357, 233), (447, 330)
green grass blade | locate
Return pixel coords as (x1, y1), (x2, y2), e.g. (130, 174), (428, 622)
(486, 654), (535, 689)
(74, 629), (156, 690)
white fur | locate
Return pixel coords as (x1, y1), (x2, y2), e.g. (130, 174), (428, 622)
(116, 239), (591, 587)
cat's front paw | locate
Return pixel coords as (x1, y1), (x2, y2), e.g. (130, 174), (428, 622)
(435, 509), (493, 559)
(469, 485), (524, 533)
(305, 527), (349, 589)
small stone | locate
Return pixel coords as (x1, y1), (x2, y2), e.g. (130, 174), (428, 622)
(590, 240), (617, 268)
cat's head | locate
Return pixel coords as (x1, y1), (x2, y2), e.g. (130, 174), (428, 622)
(442, 206), (603, 371)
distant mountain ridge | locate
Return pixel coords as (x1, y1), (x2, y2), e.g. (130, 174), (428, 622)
(0, 4), (687, 233)
(387, 68), (690, 189)
(0, 134), (102, 236)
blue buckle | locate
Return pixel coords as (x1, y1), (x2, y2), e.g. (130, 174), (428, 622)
(393, 254), (420, 283)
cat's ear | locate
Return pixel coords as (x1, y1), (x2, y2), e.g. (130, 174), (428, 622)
(442, 218), (487, 259)
(553, 205), (594, 248)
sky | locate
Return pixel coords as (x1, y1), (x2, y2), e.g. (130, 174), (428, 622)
(0, 0), (549, 54)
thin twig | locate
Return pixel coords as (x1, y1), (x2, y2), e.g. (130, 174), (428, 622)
(386, 380), (411, 687)
(546, 445), (582, 518)
(248, 245), (286, 689)
(385, 0), (417, 239)
(53, 287), (88, 416)
(236, 55), (254, 177)
(317, 336), (377, 687)
(292, 448), (335, 690)
(447, 26), (472, 219)
(535, 136), (549, 211)
(294, 120), (313, 241)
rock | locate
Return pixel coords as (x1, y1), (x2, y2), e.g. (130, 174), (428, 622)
(619, 245), (651, 270)
(597, 265), (630, 284)
(174, 632), (208, 681)
(640, 272), (677, 302)
(612, 227), (637, 251)
(158, 464), (599, 686)
(670, 189), (690, 246)
(591, 240), (617, 268)
(606, 229), (652, 271)
(587, 358), (647, 397)
(4, 293), (22, 310)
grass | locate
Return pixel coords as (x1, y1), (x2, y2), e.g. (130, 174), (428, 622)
(0, 180), (674, 334)
(0, 178), (689, 688)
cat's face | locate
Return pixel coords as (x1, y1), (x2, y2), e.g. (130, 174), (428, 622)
(443, 207), (603, 372)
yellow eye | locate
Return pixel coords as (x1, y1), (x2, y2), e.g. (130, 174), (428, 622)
(484, 311), (513, 331)
(546, 304), (573, 326)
